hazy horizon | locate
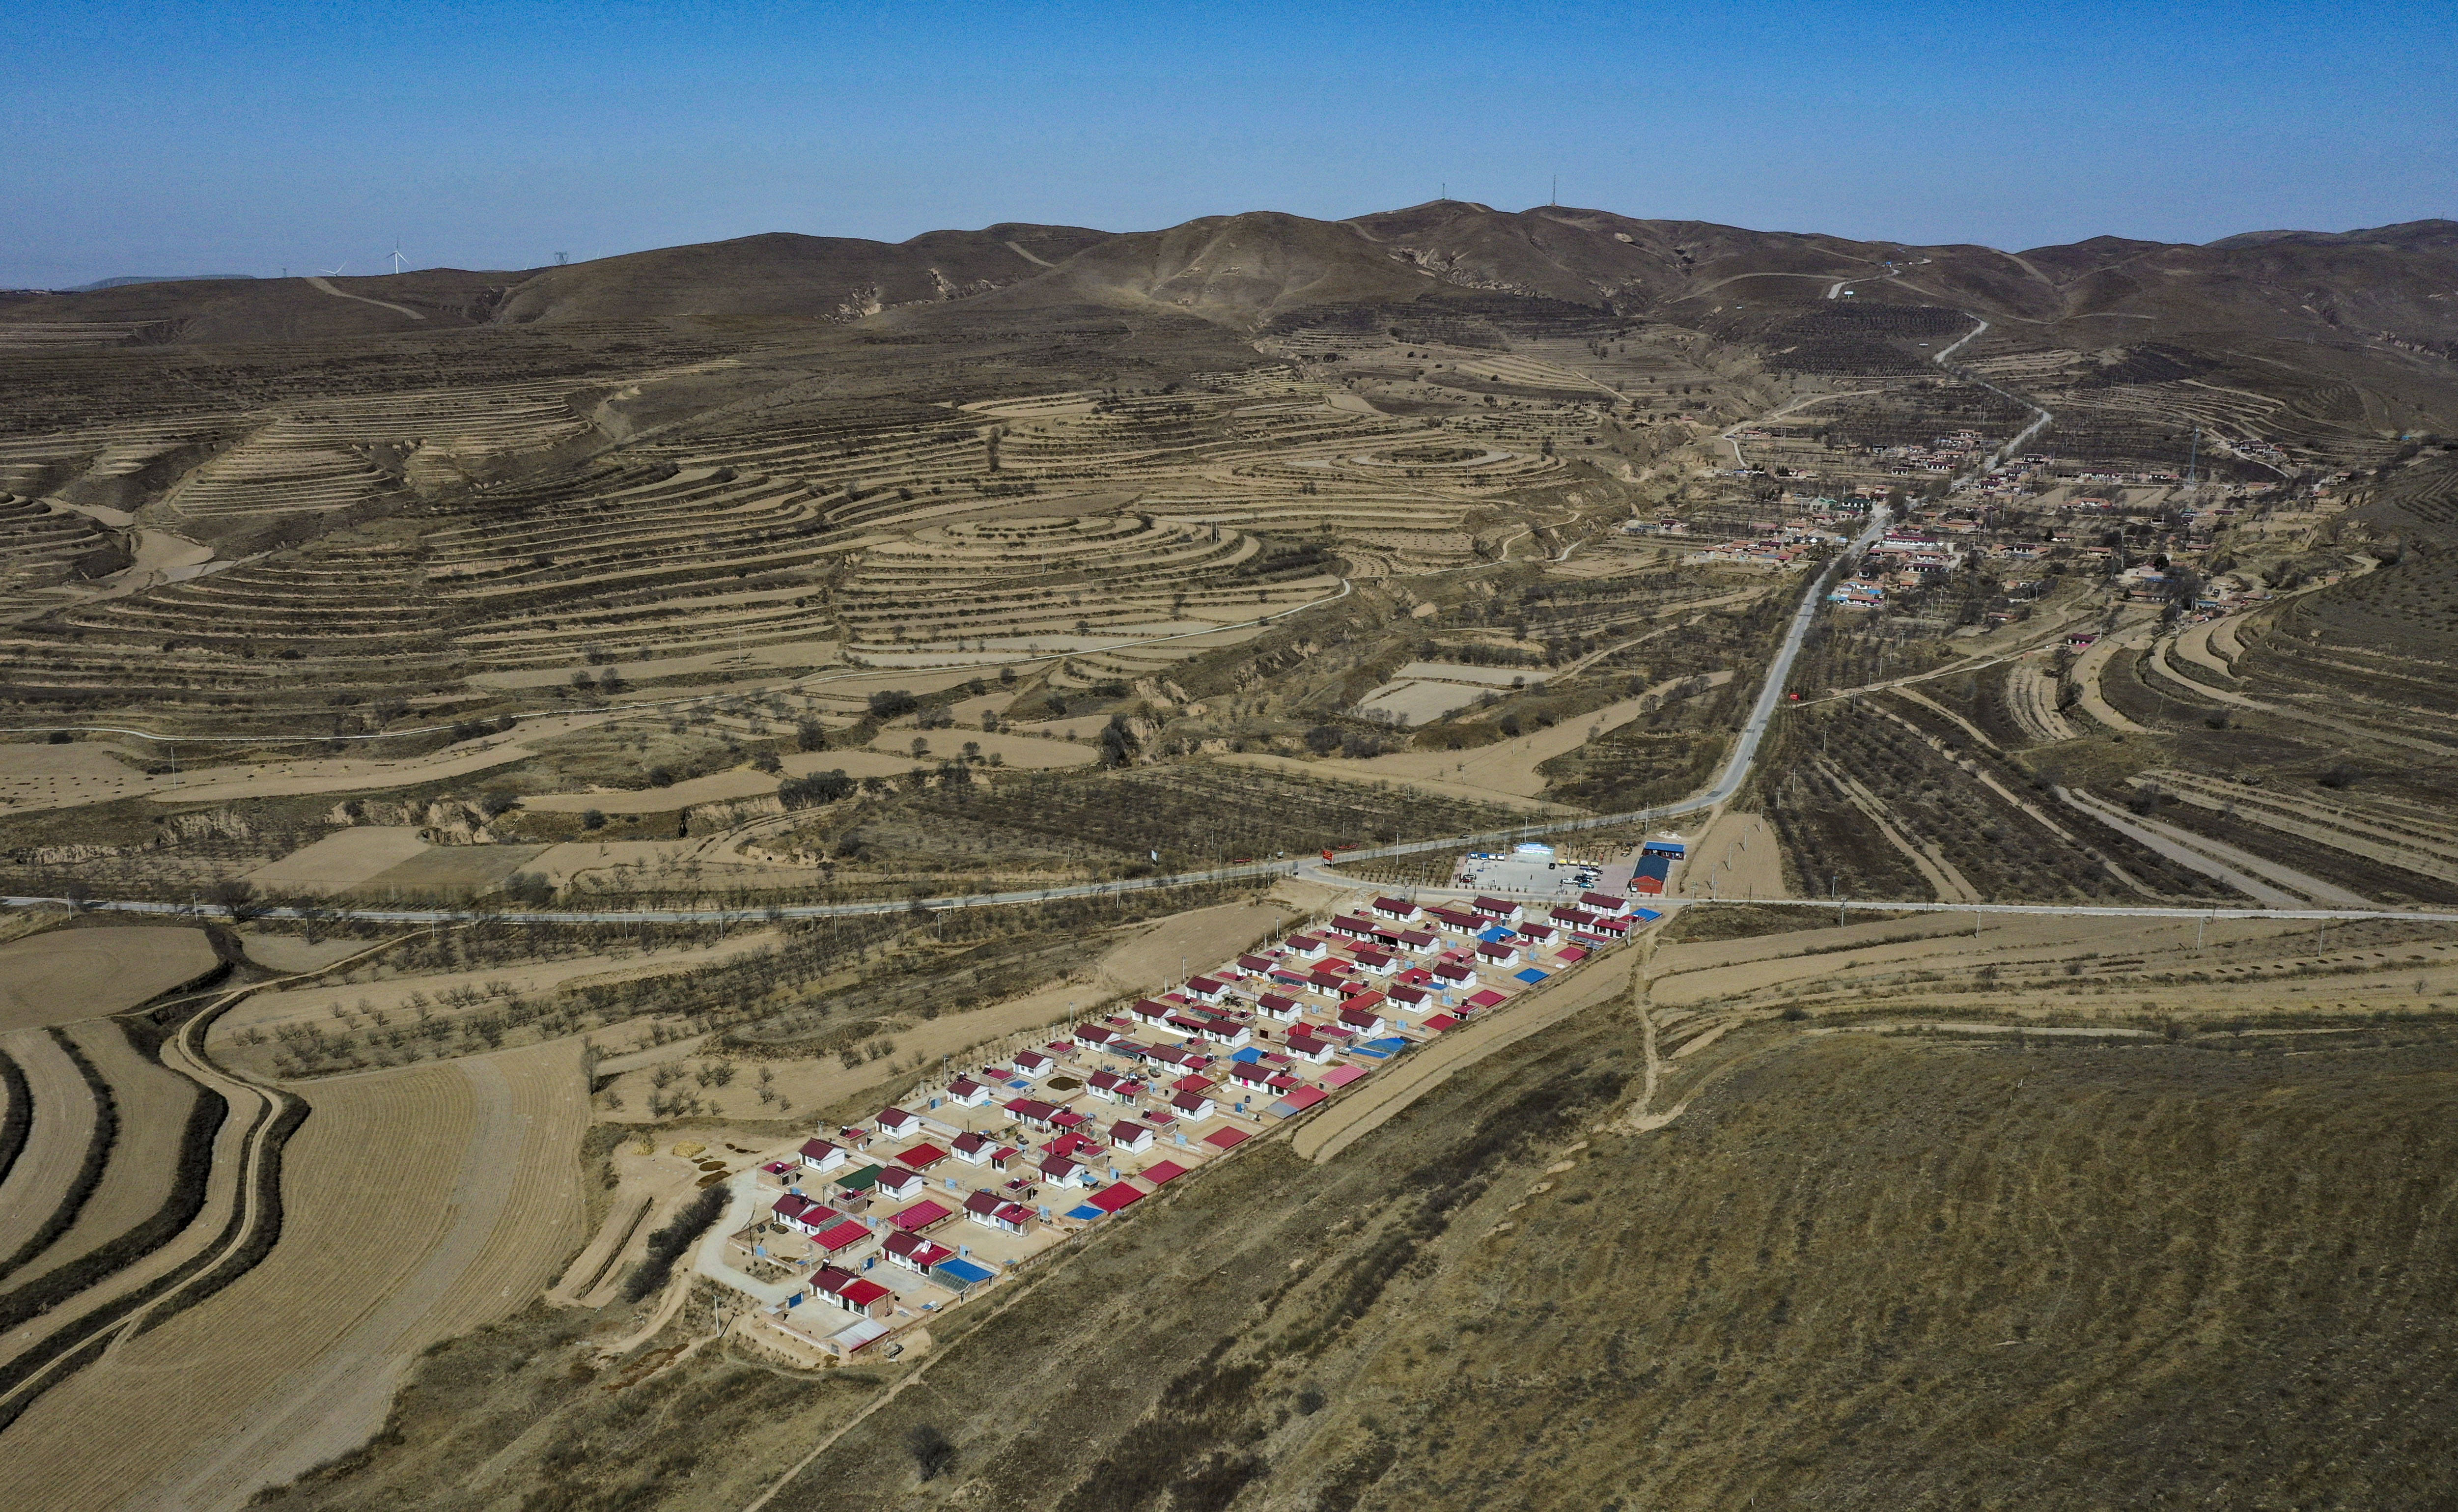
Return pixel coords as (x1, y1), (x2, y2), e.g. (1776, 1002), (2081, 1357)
(8, 0), (2453, 288)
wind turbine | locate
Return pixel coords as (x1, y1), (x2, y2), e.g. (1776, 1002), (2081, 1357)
(389, 241), (405, 275)
(320, 262), (346, 276)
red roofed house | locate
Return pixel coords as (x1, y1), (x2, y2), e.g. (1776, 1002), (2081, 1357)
(1235, 953), (1277, 975)
(950, 1130), (998, 1165)
(895, 1143), (949, 1173)
(1257, 993), (1305, 1023)
(1129, 999), (1175, 1029)
(810, 1265), (894, 1318)
(1350, 948), (1397, 978)
(798, 1138), (847, 1175)
(1229, 1062), (1274, 1092)
(875, 1167), (924, 1202)
(811, 1217), (872, 1257)
(773, 1192), (830, 1235)
(1111, 1120), (1154, 1154)
(1432, 960), (1478, 990)
(1371, 896), (1421, 922)
(1285, 1035), (1334, 1064)
(882, 1230), (955, 1273)
(1396, 928), (1439, 954)
(1327, 915), (1377, 941)
(1170, 1090), (1217, 1122)
(1388, 984), (1431, 1010)
(1476, 940), (1521, 967)
(1471, 896), (1523, 924)
(1582, 891), (1631, 915)
(1012, 1050), (1055, 1079)
(875, 1107), (920, 1138)
(946, 1076), (992, 1108)
(1185, 975), (1229, 1005)
(1337, 1005), (1386, 1036)
(1283, 934), (1328, 960)
(963, 1188), (1031, 1234)
(888, 1198), (956, 1235)
(1074, 1024), (1118, 1051)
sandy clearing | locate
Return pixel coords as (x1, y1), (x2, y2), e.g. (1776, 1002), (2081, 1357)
(244, 827), (433, 894)
(1296, 950), (1641, 1164)
(0, 1029), (97, 1269)
(0, 743), (142, 782)
(12, 1021), (197, 1287)
(1676, 810), (1788, 899)
(207, 930), (786, 1064)
(1211, 753), (1576, 813)
(0, 926), (218, 1030)
(602, 899), (1296, 1122)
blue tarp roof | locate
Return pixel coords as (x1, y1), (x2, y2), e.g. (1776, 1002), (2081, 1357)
(1229, 1046), (1264, 1063)
(1478, 925), (1514, 943)
(1514, 968), (1550, 984)
(1642, 840), (1687, 855)
(1348, 1044), (1392, 1059)
(1634, 907), (1663, 922)
(1635, 856), (1673, 878)
(933, 1257), (996, 1287)
(1065, 1204), (1104, 1221)
(1364, 1036), (1409, 1053)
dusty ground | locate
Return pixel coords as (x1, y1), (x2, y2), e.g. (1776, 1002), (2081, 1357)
(244, 827), (433, 893)
(0, 925), (218, 1029)
(1674, 809), (1787, 900)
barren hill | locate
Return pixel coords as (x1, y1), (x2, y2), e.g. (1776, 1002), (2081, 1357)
(491, 224), (1114, 326)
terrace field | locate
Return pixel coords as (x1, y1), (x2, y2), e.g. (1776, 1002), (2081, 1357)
(3, 203), (2457, 1508)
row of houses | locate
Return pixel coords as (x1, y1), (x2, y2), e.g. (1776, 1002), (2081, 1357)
(739, 850), (1685, 1358)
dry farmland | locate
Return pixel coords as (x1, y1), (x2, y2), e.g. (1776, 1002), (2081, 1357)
(4, 206), (2458, 1511)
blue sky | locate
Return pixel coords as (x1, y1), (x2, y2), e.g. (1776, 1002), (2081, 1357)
(6, 0), (2451, 286)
